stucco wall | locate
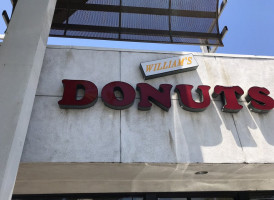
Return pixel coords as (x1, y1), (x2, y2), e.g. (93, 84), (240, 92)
(21, 46), (274, 163)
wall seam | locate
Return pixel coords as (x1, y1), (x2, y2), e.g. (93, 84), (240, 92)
(231, 114), (246, 160)
(120, 51), (122, 163)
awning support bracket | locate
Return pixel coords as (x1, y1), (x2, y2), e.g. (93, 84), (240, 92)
(200, 0), (228, 53)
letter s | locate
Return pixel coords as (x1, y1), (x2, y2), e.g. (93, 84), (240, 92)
(246, 86), (274, 113)
(187, 57), (192, 64)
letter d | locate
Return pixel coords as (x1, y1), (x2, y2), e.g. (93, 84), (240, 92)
(58, 79), (98, 109)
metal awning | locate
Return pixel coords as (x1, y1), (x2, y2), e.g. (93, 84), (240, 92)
(49, 0), (225, 46)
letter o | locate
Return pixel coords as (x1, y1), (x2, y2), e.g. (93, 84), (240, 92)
(101, 81), (136, 110)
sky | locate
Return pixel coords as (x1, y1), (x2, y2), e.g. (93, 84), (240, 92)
(0, 0), (274, 56)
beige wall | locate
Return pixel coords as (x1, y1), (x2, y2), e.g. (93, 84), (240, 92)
(21, 46), (274, 164)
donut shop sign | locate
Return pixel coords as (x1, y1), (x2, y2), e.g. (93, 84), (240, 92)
(140, 54), (198, 80)
(58, 55), (273, 113)
(58, 80), (274, 113)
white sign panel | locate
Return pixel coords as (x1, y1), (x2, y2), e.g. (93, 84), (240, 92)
(140, 54), (199, 80)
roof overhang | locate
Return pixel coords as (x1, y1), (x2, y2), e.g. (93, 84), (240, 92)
(49, 0), (225, 46)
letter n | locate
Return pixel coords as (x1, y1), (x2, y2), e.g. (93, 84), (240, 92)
(136, 83), (172, 111)
(58, 79), (98, 109)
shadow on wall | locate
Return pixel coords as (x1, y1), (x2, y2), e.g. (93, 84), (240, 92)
(232, 103), (274, 146)
(121, 68), (244, 163)
(169, 69), (243, 163)
(121, 59), (274, 163)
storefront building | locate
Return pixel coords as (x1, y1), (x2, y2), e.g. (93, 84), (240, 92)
(12, 45), (274, 200)
(0, 0), (274, 200)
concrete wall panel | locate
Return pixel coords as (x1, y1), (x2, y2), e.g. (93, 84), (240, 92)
(215, 57), (274, 100)
(232, 103), (274, 163)
(21, 96), (120, 162)
(121, 100), (245, 163)
(36, 48), (120, 96)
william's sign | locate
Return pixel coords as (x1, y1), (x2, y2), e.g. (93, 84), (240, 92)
(140, 54), (199, 80)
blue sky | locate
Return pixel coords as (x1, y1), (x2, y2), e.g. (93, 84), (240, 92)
(0, 0), (274, 56)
